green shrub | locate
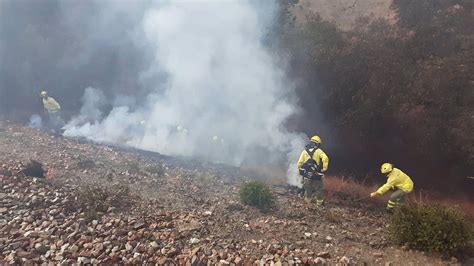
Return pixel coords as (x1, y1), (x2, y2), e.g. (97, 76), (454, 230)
(239, 181), (275, 211)
(76, 184), (131, 213)
(126, 161), (140, 173)
(390, 203), (473, 255)
(144, 163), (165, 176)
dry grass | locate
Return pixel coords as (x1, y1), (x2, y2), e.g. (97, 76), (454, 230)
(324, 175), (474, 219)
(243, 165), (474, 219)
(324, 175), (384, 204)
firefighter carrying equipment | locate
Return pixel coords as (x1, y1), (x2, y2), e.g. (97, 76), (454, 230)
(297, 144), (329, 173)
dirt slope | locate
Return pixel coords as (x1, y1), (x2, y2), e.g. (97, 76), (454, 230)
(289, 0), (397, 31)
(0, 121), (462, 265)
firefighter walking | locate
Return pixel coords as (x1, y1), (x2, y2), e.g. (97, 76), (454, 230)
(297, 135), (329, 206)
(40, 90), (63, 129)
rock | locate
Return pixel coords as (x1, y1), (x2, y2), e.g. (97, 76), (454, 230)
(77, 257), (91, 264)
(60, 243), (70, 252)
(316, 251), (330, 258)
(314, 257), (326, 264)
(304, 232), (312, 238)
(125, 242), (133, 251)
(325, 236), (333, 242)
(373, 252), (383, 257)
(234, 256), (242, 264)
(191, 247), (200, 256)
(133, 221), (145, 230)
(156, 257), (168, 264)
(9, 242), (22, 249)
(24, 230), (40, 237)
(150, 241), (159, 248)
(178, 220), (201, 233)
(17, 251), (33, 258)
(219, 251), (228, 260)
(189, 237), (200, 244)
(385, 262), (393, 266)
(339, 256), (350, 264)
(70, 244), (79, 253)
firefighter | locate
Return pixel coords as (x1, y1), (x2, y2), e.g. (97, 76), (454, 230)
(297, 135), (329, 206)
(40, 90), (63, 129)
(370, 163), (414, 212)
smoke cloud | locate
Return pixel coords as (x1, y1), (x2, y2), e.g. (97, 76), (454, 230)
(2, 0), (308, 186)
(28, 114), (43, 129)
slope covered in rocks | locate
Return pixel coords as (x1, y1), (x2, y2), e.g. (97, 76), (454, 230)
(0, 121), (461, 265)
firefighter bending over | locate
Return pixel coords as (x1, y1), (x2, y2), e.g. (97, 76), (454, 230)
(371, 163), (414, 212)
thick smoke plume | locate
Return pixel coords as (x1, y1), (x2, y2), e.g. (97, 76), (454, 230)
(1, 0), (308, 186)
(65, 1), (306, 185)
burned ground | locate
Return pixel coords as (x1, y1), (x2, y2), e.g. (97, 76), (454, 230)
(0, 120), (468, 265)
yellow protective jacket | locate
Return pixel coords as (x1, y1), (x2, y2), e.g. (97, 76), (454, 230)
(43, 97), (61, 113)
(375, 168), (414, 195)
(297, 148), (329, 172)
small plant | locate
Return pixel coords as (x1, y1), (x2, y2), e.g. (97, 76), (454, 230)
(77, 159), (96, 169)
(76, 184), (131, 214)
(144, 163), (165, 176)
(390, 203), (473, 255)
(126, 161), (140, 173)
(239, 180), (275, 211)
(324, 209), (343, 224)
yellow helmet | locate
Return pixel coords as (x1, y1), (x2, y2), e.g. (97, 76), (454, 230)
(310, 135), (322, 144)
(40, 90), (48, 97)
(381, 163), (393, 174)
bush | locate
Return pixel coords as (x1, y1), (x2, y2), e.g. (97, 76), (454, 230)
(239, 181), (275, 211)
(390, 203), (473, 255)
(126, 161), (140, 173)
(144, 163), (165, 176)
(76, 184), (131, 214)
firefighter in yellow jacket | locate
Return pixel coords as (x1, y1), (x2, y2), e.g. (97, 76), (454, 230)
(40, 90), (63, 129)
(297, 135), (329, 206)
(370, 163), (414, 211)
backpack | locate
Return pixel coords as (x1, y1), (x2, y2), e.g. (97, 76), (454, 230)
(299, 147), (323, 179)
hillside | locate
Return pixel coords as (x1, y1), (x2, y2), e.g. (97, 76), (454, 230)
(289, 0), (396, 31)
(0, 121), (468, 265)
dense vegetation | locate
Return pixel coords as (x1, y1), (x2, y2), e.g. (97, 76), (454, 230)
(279, 0), (473, 191)
(390, 203), (473, 255)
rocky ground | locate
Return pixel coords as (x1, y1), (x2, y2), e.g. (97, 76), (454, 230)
(0, 120), (465, 265)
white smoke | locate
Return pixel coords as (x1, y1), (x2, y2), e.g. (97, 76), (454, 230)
(63, 0), (307, 186)
(28, 114), (43, 129)
(64, 87), (106, 131)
